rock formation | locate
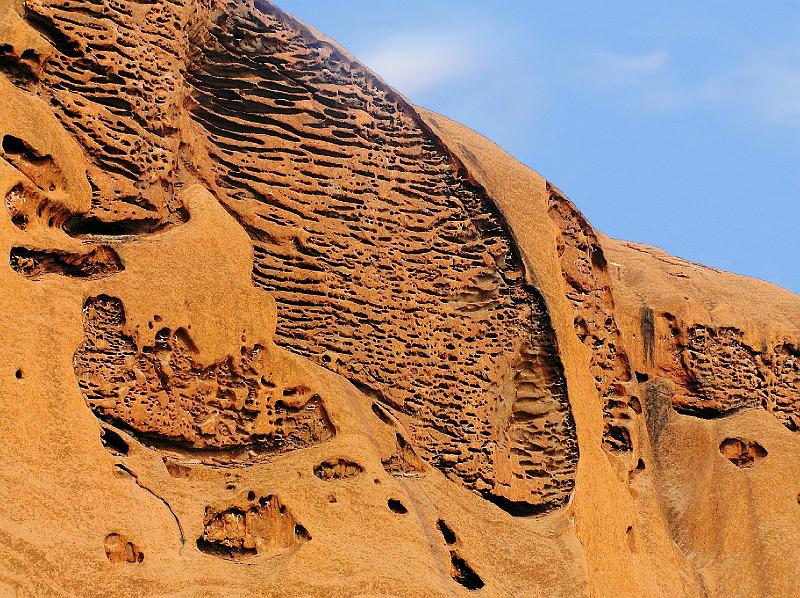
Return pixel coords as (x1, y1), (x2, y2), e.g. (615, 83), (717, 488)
(0, 0), (797, 595)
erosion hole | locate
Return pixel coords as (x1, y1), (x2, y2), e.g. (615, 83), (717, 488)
(437, 519), (457, 545)
(10, 246), (124, 280)
(387, 498), (407, 514)
(2, 135), (27, 155)
(607, 425), (632, 452)
(294, 524), (311, 541)
(20, 49), (40, 62)
(163, 457), (191, 479)
(197, 495), (309, 559)
(104, 533), (143, 564)
(371, 401), (393, 425)
(719, 437), (768, 468)
(626, 525), (636, 551)
(313, 458), (363, 481)
(450, 551), (484, 590)
(100, 427), (129, 456)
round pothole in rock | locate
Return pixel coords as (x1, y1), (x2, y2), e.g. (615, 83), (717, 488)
(104, 533), (144, 564)
(313, 458), (364, 481)
(719, 437), (767, 468)
(387, 498), (408, 514)
(196, 495), (310, 559)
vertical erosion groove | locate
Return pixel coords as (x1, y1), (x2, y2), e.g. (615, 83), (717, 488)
(547, 185), (638, 453)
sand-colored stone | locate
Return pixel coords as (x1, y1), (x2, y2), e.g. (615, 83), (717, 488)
(0, 1), (796, 596)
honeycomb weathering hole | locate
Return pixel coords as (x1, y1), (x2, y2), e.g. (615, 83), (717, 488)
(719, 437), (768, 468)
(197, 495), (309, 559)
(382, 432), (426, 477)
(450, 551), (484, 591)
(669, 326), (799, 432)
(100, 427), (129, 456)
(10, 246), (124, 280)
(313, 458), (364, 481)
(387, 498), (408, 514)
(547, 187), (635, 456)
(0, 134), (66, 196)
(73, 295), (334, 461)
(2, 134), (29, 155)
(437, 519), (457, 545)
(104, 533), (144, 564)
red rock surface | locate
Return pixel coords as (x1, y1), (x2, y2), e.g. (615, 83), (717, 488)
(0, 1), (797, 596)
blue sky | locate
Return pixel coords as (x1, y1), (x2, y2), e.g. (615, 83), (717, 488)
(279, 1), (800, 294)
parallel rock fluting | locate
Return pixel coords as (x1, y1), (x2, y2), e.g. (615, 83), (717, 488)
(0, 0), (797, 596)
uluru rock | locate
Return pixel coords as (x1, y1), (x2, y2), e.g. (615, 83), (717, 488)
(0, 0), (797, 596)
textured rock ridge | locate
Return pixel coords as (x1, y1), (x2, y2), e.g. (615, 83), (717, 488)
(0, 0), (797, 596)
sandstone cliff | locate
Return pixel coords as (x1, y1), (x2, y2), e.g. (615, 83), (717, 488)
(0, 1), (797, 596)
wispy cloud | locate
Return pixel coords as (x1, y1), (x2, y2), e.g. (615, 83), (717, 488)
(575, 49), (689, 112)
(574, 44), (800, 128)
(587, 50), (669, 85)
(357, 20), (800, 133)
(361, 32), (480, 96)
(701, 52), (800, 128)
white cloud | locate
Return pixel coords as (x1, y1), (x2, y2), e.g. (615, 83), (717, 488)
(361, 33), (479, 96)
(572, 49), (691, 113)
(360, 28), (800, 131)
(589, 50), (669, 84)
(701, 55), (800, 128)
(575, 45), (800, 128)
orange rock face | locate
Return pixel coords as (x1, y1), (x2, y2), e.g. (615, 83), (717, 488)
(0, 1), (797, 596)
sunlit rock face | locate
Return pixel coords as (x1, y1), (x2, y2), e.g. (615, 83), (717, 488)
(0, 1), (797, 596)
